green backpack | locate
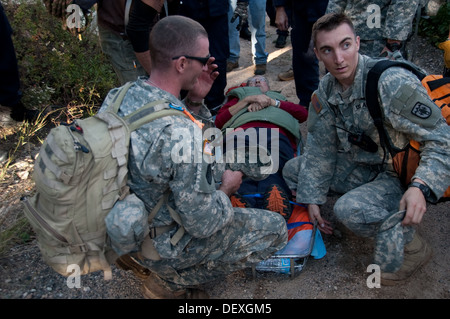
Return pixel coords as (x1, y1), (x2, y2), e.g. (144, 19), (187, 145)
(22, 82), (186, 280)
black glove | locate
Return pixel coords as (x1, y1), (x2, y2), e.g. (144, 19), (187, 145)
(230, 1), (248, 31)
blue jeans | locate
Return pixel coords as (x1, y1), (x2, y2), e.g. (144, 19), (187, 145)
(228, 0), (268, 65)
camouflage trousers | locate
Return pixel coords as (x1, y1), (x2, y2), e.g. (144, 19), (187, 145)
(283, 154), (415, 272)
(142, 208), (287, 290)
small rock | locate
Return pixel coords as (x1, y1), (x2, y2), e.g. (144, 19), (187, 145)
(16, 170), (29, 180)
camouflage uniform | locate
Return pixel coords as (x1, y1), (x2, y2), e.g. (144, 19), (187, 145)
(326, 0), (420, 57)
(100, 78), (287, 290)
(283, 54), (450, 272)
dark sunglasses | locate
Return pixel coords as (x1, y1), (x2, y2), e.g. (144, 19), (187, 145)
(172, 54), (210, 66)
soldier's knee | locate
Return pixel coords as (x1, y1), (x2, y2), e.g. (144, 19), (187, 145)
(333, 193), (359, 223)
(282, 157), (300, 191)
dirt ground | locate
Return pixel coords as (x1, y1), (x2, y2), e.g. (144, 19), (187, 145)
(0, 17), (449, 302)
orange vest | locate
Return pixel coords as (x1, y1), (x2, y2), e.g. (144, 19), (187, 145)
(421, 75), (450, 198)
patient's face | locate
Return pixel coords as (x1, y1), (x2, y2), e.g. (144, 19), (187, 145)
(247, 76), (270, 93)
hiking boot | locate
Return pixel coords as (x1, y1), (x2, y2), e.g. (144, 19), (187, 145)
(380, 232), (432, 286)
(240, 27), (251, 41)
(227, 61), (239, 72)
(254, 64), (266, 75)
(115, 254), (151, 279)
(142, 273), (209, 299)
(9, 101), (39, 122)
(263, 184), (292, 220)
(230, 193), (251, 208)
(1, 102), (43, 124)
(275, 34), (287, 48)
(278, 68), (294, 81)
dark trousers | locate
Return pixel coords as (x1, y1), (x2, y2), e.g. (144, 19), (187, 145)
(0, 3), (21, 107)
(290, 0), (328, 106)
(199, 14), (229, 110)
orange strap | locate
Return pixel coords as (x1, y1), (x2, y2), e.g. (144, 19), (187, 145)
(169, 103), (204, 129)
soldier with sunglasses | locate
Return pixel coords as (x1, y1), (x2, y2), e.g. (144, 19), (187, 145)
(99, 15), (288, 299)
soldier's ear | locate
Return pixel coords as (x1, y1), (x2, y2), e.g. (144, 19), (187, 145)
(173, 56), (188, 73)
(313, 47), (321, 61)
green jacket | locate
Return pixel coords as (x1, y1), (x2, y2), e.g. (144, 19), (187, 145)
(222, 87), (301, 140)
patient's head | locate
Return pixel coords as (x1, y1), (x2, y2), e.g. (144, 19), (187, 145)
(246, 75), (270, 93)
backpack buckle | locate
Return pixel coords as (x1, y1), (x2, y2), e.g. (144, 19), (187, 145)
(70, 243), (89, 253)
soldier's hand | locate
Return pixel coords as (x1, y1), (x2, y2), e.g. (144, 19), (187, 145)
(399, 187), (427, 226)
(188, 56), (218, 101)
(275, 7), (289, 31)
(230, 1), (248, 31)
(379, 40), (402, 60)
(308, 204), (333, 234)
(219, 170), (243, 197)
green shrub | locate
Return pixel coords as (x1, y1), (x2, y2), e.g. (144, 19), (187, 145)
(0, 1), (119, 257)
(419, 3), (450, 46)
(5, 0), (117, 116)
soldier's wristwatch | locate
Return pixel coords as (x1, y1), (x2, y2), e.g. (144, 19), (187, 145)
(408, 181), (431, 199)
(386, 40), (402, 52)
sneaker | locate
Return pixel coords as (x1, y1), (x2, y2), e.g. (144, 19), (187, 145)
(230, 193), (251, 208)
(254, 64), (266, 75)
(278, 68), (294, 81)
(380, 233), (432, 286)
(115, 254), (151, 279)
(227, 61), (239, 72)
(275, 34), (287, 48)
(262, 184), (292, 220)
(142, 273), (209, 299)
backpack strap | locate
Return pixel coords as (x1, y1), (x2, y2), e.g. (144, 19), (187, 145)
(124, 101), (187, 131)
(107, 82), (135, 114)
(140, 190), (186, 260)
(365, 60), (426, 157)
(147, 191), (186, 246)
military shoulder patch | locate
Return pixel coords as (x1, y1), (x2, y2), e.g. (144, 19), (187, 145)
(411, 102), (432, 119)
(311, 93), (322, 114)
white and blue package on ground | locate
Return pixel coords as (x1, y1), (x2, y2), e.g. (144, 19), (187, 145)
(253, 204), (326, 278)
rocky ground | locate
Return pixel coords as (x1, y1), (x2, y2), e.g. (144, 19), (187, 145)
(0, 17), (449, 304)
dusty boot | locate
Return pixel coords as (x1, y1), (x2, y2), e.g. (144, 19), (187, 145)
(254, 64), (266, 75)
(115, 254), (151, 279)
(278, 69), (294, 81)
(142, 273), (209, 299)
(381, 232), (432, 286)
(227, 61), (239, 72)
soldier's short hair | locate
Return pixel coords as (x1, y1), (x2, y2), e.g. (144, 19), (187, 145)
(149, 15), (208, 69)
(312, 12), (356, 46)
